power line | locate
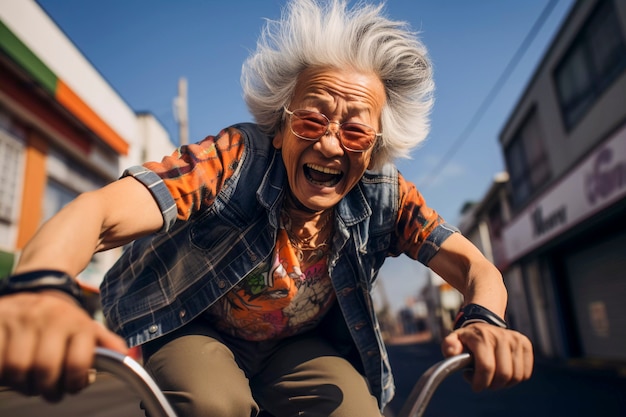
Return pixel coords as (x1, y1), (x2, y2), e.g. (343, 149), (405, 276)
(418, 0), (560, 190)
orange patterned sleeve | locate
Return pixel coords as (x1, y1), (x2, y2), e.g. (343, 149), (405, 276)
(391, 173), (450, 261)
(143, 126), (245, 221)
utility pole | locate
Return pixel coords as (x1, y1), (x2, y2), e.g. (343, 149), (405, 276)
(174, 77), (189, 146)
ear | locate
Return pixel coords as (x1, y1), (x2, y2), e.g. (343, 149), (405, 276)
(272, 129), (284, 149)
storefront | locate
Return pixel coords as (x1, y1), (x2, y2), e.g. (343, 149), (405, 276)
(502, 124), (626, 361)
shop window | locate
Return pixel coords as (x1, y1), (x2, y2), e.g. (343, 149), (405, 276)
(505, 109), (552, 208)
(0, 130), (24, 223)
(554, 0), (626, 129)
(41, 148), (109, 225)
(487, 202), (504, 239)
(42, 179), (77, 224)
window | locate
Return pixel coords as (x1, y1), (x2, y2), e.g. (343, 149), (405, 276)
(505, 109), (551, 208)
(42, 179), (77, 224)
(42, 149), (108, 225)
(487, 202), (504, 239)
(554, 0), (626, 129)
(0, 128), (24, 224)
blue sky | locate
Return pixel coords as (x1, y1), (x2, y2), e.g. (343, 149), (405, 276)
(36, 0), (575, 312)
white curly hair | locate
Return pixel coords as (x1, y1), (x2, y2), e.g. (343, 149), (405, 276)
(241, 0), (434, 169)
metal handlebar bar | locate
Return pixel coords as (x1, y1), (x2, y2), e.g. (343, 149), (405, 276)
(94, 347), (178, 417)
(93, 348), (471, 417)
(397, 352), (472, 417)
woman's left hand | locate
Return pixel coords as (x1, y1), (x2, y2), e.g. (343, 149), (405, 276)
(441, 323), (533, 391)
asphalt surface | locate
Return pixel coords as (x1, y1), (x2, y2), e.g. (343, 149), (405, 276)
(0, 373), (145, 417)
(1, 339), (625, 416)
(385, 340), (626, 417)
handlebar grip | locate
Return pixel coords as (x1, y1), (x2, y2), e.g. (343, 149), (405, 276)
(396, 352), (472, 417)
(94, 347), (178, 417)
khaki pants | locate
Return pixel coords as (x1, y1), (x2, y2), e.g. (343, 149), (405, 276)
(141, 319), (382, 417)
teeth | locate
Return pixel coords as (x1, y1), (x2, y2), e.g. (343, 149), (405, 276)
(306, 163), (341, 175)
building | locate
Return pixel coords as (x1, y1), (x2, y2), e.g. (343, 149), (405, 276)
(420, 270), (463, 342)
(457, 172), (511, 267)
(498, 0), (626, 364)
(0, 0), (175, 289)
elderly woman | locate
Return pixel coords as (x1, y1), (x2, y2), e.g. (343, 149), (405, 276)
(0, 0), (532, 416)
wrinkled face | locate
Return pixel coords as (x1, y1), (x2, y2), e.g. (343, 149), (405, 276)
(273, 67), (386, 211)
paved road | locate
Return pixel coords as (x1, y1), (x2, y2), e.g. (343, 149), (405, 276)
(2, 340), (625, 416)
(0, 374), (145, 417)
(385, 340), (626, 417)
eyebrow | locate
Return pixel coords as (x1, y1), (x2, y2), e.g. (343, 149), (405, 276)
(299, 98), (374, 121)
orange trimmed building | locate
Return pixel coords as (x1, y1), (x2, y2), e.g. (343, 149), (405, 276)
(0, 1), (175, 291)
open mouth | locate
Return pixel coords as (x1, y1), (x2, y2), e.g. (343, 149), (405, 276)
(303, 163), (343, 187)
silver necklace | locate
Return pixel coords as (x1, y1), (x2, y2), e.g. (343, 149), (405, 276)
(281, 208), (334, 264)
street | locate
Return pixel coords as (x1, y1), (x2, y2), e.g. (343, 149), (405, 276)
(1, 339), (625, 416)
(385, 340), (626, 417)
(0, 374), (144, 417)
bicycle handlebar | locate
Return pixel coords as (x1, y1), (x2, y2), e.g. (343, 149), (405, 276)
(93, 348), (471, 417)
(397, 352), (472, 417)
(94, 347), (178, 417)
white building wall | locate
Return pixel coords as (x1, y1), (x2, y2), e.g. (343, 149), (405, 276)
(133, 113), (177, 166)
(0, 0), (138, 152)
(0, 0), (176, 286)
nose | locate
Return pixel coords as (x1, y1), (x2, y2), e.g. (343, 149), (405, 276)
(316, 122), (344, 157)
(325, 121), (341, 136)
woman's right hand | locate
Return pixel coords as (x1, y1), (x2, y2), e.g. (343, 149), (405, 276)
(0, 291), (128, 402)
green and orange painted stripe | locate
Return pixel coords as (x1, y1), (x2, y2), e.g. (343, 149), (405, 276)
(0, 20), (129, 155)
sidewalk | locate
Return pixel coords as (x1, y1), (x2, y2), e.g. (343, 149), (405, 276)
(385, 330), (434, 346)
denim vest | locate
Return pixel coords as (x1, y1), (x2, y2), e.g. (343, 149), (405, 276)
(102, 123), (450, 408)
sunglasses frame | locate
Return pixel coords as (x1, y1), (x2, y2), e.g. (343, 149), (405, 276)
(284, 107), (381, 153)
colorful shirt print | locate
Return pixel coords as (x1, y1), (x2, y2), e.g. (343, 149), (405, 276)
(205, 228), (336, 340)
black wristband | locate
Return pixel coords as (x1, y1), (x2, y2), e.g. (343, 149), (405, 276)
(453, 303), (508, 330)
(0, 270), (83, 302)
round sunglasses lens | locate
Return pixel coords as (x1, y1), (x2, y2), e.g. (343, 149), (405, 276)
(292, 111), (327, 139)
(341, 124), (375, 151)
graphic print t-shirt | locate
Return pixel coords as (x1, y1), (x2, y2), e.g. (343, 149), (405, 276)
(205, 228), (336, 341)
